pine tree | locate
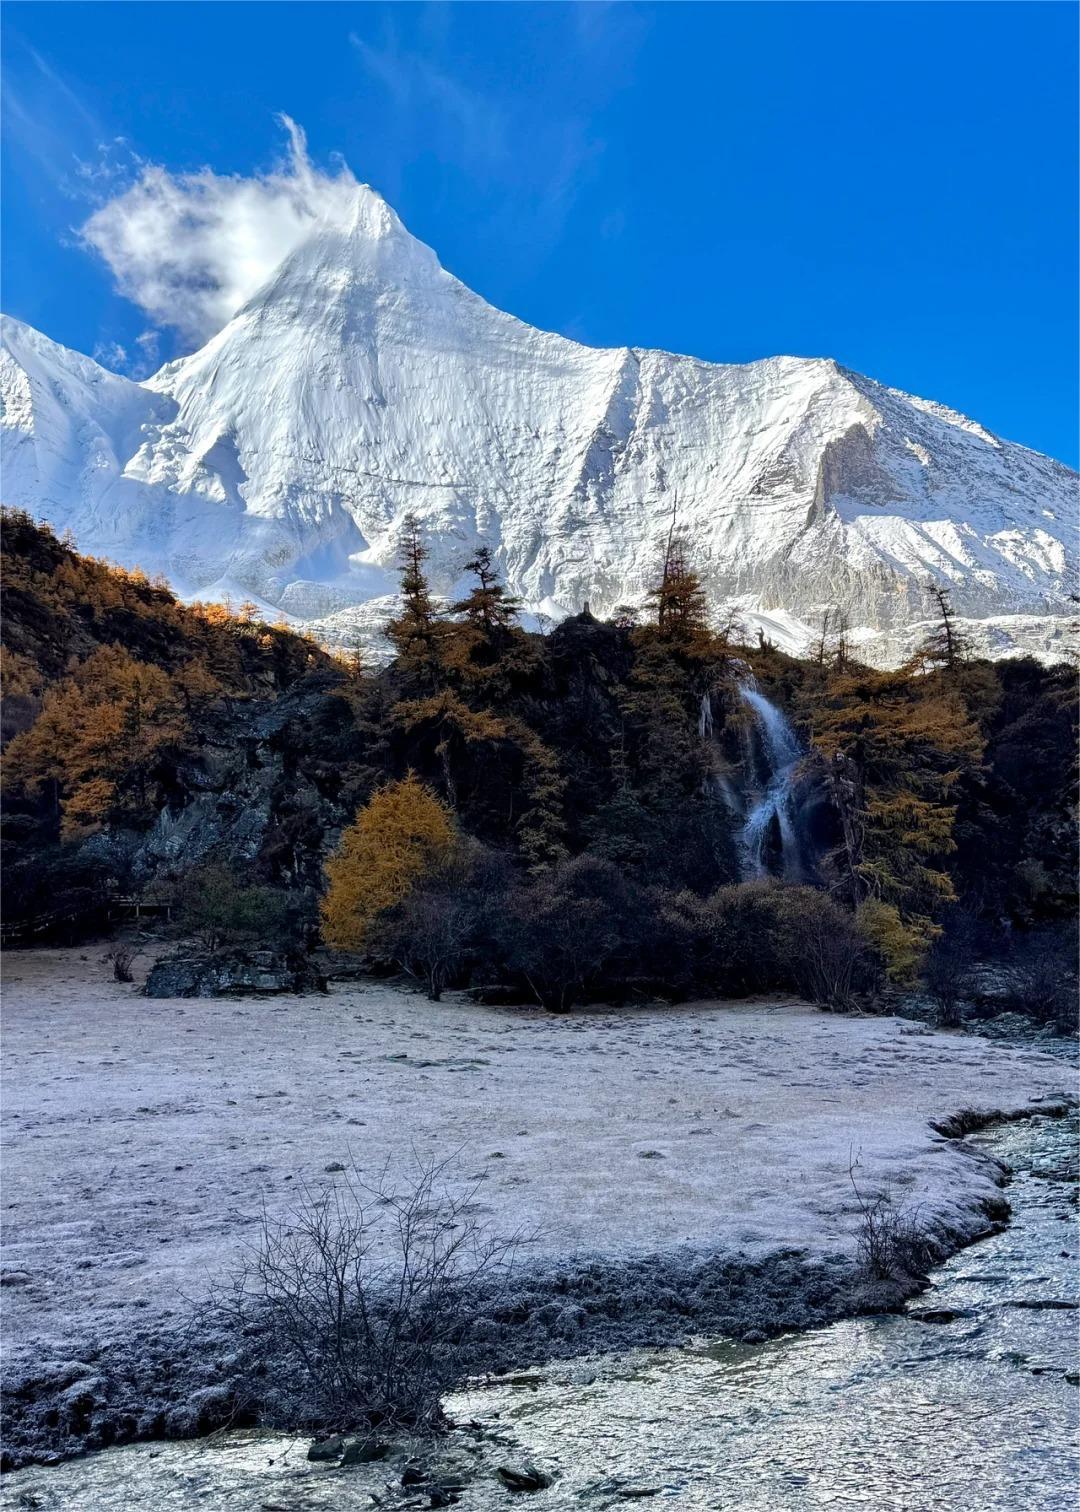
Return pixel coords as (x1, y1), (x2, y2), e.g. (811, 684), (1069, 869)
(443, 545), (537, 692)
(507, 717), (568, 870)
(914, 582), (973, 673)
(385, 514), (444, 690)
(453, 545), (521, 637)
(645, 532), (711, 652)
(813, 608), (835, 667)
(809, 664), (984, 977)
(5, 645), (188, 838)
(392, 690), (507, 809)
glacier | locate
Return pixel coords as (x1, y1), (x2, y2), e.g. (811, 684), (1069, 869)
(2, 181), (1076, 664)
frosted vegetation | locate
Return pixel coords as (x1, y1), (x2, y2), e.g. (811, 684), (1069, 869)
(2, 948), (1074, 1468)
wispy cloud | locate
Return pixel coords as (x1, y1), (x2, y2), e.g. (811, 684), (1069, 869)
(80, 117), (360, 345)
(347, 14), (632, 261)
(1, 41), (107, 191)
(92, 338), (128, 371)
(94, 329), (161, 380)
(349, 31), (509, 175)
(132, 329), (161, 376)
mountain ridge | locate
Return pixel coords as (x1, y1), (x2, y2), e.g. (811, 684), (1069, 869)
(2, 181), (1076, 665)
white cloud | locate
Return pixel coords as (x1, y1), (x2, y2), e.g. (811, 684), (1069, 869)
(132, 329), (160, 377)
(80, 117), (359, 346)
(92, 338), (128, 371)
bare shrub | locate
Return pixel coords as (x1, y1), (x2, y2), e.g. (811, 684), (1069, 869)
(212, 1155), (527, 1432)
(106, 945), (135, 983)
(390, 885), (478, 1000)
(1000, 927), (1077, 1034)
(923, 948), (965, 1028)
(368, 847), (497, 1001)
(848, 1153), (931, 1281)
(922, 910), (977, 1027)
(367, 844), (521, 1002)
(789, 899), (872, 1011)
(692, 882), (879, 1009)
(498, 856), (639, 1012)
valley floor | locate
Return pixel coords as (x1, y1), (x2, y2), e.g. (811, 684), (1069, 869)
(1, 947), (1075, 1464)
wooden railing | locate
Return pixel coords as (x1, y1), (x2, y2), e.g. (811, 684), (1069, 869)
(0, 895), (172, 947)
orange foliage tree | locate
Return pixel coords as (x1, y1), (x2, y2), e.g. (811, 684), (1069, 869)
(319, 774), (457, 949)
(808, 665), (984, 977)
(5, 645), (189, 838)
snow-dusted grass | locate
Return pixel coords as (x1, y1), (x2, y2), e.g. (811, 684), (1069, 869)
(2, 946), (1072, 1384)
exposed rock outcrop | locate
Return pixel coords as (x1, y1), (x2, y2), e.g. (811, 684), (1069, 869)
(144, 949), (325, 998)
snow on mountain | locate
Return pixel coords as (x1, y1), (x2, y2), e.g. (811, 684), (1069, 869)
(2, 182), (1076, 664)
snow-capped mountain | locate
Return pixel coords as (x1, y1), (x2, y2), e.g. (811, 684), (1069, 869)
(2, 183), (1076, 664)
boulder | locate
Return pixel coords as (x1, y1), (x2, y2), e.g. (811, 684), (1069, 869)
(144, 949), (326, 999)
(907, 1307), (972, 1325)
(340, 1437), (391, 1465)
(497, 1464), (553, 1493)
(307, 1434), (348, 1462)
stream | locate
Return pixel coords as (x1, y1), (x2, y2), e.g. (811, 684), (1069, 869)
(3, 1113), (1076, 1511)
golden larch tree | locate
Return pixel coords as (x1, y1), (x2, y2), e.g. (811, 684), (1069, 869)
(5, 645), (189, 837)
(320, 774), (457, 949)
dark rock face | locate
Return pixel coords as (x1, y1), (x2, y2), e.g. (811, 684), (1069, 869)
(129, 678), (354, 891)
(144, 950), (325, 998)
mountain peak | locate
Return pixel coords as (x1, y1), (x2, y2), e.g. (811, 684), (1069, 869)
(1, 184), (1076, 667)
(341, 181), (407, 242)
(227, 179), (447, 328)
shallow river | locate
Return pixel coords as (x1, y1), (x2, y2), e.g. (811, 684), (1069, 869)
(4, 1115), (1077, 1512)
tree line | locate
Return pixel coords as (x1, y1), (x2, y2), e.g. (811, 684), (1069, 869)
(1, 507), (1075, 1018)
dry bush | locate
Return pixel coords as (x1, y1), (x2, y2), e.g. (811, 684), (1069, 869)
(848, 1153), (932, 1281)
(786, 895), (873, 1011)
(171, 863), (294, 953)
(212, 1154), (527, 1432)
(106, 944), (136, 983)
(921, 909), (978, 1027)
(1000, 927), (1077, 1033)
(685, 882), (879, 1009)
(381, 885), (479, 1000)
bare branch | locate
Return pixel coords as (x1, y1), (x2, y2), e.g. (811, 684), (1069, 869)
(206, 1153), (532, 1433)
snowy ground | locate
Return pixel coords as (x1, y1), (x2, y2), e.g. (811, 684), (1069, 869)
(3, 947), (1073, 1368)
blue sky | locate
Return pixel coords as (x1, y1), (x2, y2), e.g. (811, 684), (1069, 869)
(3, 1), (1077, 465)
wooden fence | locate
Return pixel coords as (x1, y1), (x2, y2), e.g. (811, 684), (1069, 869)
(0, 896), (172, 948)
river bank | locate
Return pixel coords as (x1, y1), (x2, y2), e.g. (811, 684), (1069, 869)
(3, 1110), (1076, 1509)
(1, 947), (1075, 1469)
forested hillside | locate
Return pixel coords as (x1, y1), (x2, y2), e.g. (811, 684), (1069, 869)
(2, 508), (1074, 1019)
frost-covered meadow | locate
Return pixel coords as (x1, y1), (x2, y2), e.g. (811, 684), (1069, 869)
(3, 947), (1072, 1390)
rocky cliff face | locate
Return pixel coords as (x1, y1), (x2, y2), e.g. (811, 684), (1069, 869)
(2, 183), (1076, 664)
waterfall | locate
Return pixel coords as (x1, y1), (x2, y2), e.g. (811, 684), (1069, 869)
(738, 683), (804, 880)
(698, 691), (714, 741)
(696, 678), (807, 879)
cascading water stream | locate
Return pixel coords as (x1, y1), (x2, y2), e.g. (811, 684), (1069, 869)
(697, 680), (806, 878)
(698, 691), (714, 741)
(738, 683), (804, 879)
